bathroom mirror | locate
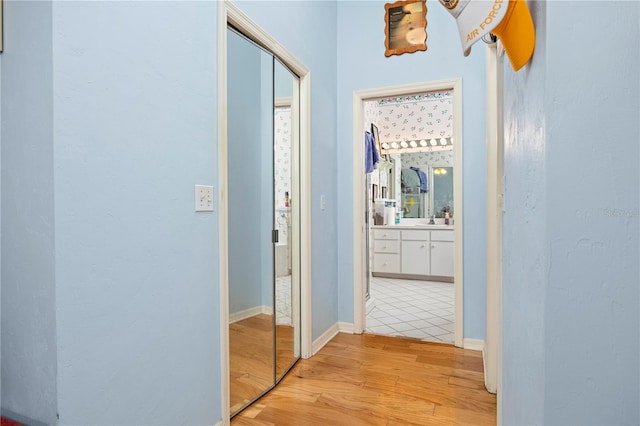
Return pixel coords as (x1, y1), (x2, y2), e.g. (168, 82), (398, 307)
(393, 148), (454, 218)
(227, 26), (301, 418)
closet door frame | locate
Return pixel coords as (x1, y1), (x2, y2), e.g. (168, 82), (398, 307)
(218, 1), (312, 423)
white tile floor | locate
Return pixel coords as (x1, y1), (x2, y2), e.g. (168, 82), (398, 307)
(366, 276), (455, 343)
(275, 275), (292, 325)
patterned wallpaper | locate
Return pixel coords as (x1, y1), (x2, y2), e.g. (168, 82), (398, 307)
(366, 90), (453, 144)
(274, 106), (291, 242)
(364, 90), (454, 197)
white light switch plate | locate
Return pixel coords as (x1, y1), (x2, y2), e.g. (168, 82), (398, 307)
(195, 185), (214, 212)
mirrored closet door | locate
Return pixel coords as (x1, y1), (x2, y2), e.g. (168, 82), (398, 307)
(227, 26), (301, 417)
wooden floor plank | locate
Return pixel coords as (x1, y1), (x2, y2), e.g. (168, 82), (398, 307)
(231, 332), (496, 425)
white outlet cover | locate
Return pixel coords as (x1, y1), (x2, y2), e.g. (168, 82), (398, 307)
(195, 185), (214, 212)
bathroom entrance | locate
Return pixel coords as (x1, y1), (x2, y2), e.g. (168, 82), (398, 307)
(352, 80), (464, 347)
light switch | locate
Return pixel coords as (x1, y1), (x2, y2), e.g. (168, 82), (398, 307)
(195, 185), (214, 212)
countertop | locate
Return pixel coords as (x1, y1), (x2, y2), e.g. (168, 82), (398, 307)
(371, 224), (454, 230)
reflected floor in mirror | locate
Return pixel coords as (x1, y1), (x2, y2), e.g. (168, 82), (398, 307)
(230, 280), (296, 416)
(230, 314), (296, 414)
(230, 314), (275, 414)
(276, 275), (292, 325)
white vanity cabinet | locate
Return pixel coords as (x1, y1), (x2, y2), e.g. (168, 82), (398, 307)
(400, 230), (430, 275)
(372, 229), (400, 273)
(429, 230), (454, 277)
(372, 226), (454, 280)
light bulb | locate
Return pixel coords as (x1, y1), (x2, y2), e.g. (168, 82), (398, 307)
(450, 136), (454, 144)
(390, 142), (399, 149)
(430, 139), (437, 146)
(441, 168), (447, 174)
(419, 139), (427, 147)
(400, 141), (408, 148)
(381, 142), (390, 150)
(409, 140), (417, 148)
(440, 138), (447, 146)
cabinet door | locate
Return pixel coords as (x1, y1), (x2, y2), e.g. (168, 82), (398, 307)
(430, 241), (454, 277)
(401, 241), (430, 275)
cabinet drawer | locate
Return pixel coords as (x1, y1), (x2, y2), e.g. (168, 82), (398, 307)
(431, 230), (454, 242)
(401, 230), (430, 241)
(373, 239), (400, 254)
(373, 229), (400, 240)
(373, 253), (400, 273)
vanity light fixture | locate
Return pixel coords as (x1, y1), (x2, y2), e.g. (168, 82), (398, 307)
(409, 140), (418, 148)
(400, 141), (409, 148)
(429, 138), (437, 146)
(440, 137), (447, 146)
(434, 167), (448, 175)
(419, 139), (427, 147)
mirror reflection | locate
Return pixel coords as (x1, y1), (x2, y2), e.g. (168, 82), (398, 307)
(273, 59), (300, 380)
(392, 149), (454, 219)
(227, 26), (300, 418)
(227, 27), (275, 414)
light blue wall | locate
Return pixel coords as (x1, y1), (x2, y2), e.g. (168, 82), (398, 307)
(233, 1), (339, 340)
(336, 1), (487, 339)
(52, 2), (219, 424)
(0, 1), (58, 424)
(543, 2), (639, 424)
(501, 1), (547, 422)
(502, 1), (639, 424)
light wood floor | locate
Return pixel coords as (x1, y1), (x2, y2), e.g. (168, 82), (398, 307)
(232, 332), (496, 425)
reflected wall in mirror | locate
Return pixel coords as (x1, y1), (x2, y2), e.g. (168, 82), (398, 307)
(227, 26), (301, 418)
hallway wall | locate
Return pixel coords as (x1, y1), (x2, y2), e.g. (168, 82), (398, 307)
(502, 1), (640, 424)
(1, 1), (339, 424)
(336, 1), (488, 339)
(0, 1), (57, 423)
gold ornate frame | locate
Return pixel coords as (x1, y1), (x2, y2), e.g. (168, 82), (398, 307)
(384, 0), (427, 57)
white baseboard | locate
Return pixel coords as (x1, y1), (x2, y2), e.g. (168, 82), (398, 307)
(311, 323), (340, 355)
(337, 321), (354, 333)
(310, 322), (355, 356)
(463, 338), (485, 351)
(229, 305), (272, 324)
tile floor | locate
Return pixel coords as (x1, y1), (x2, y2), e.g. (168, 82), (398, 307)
(366, 276), (455, 343)
(275, 275), (292, 326)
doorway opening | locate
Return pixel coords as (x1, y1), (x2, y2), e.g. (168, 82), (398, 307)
(352, 81), (463, 348)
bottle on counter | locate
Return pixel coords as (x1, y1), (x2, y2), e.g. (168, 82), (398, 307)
(444, 212), (450, 225)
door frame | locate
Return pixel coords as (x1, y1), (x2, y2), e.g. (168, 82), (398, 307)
(218, 1), (312, 423)
(484, 42), (504, 413)
(352, 80), (464, 348)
